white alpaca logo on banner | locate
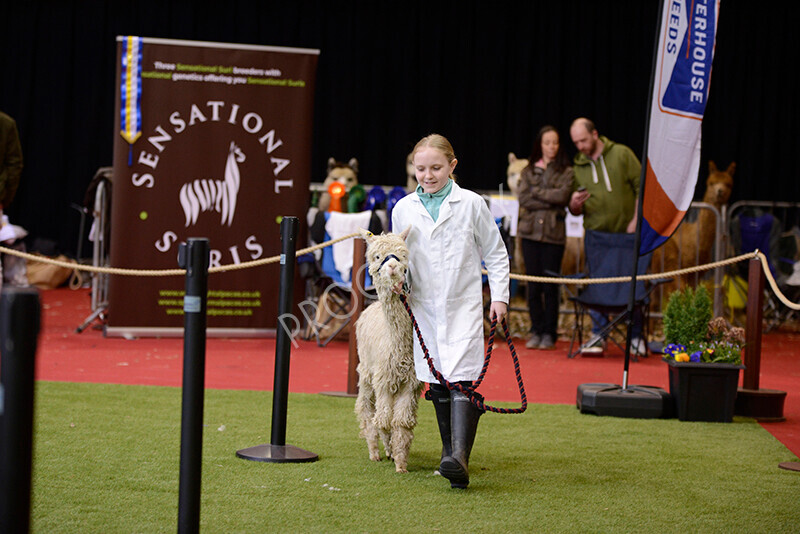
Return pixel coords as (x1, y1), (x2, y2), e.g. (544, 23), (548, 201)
(179, 141), (245, 227)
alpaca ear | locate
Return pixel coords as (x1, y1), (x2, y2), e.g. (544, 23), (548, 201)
(708, 160), (718, 173)
(399, 225), (411, 241)
(359, 227), (373, 242)
(726, 162), (736, 176)
(348, 158), (359, 175)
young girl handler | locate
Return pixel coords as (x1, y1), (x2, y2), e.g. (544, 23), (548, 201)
(391, 134), (510, 488)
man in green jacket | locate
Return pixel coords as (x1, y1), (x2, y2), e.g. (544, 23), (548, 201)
(568, 117), (639, 232)
(568, 117), (645, 355)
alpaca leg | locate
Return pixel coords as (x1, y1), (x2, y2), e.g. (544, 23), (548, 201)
(377, 391), (394, 460)
(372, 390), (394, 431)
(392, 383), (420, 429)
(379, 429), (392, 461)
(363, 419), (381, 461)
(390, 426), (414, 473)
(389, 387), (419, 473)
(355, 384), (381, 461)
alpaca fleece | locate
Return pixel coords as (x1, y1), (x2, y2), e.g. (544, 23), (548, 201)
(354, 227), (422, 473)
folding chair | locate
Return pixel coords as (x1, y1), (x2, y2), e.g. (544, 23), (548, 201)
(729, 208), (798, 331)
(567, 230), (667, 359)
(302, 210), (381, 346)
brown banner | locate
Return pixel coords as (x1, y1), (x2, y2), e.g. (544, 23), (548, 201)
(108, 37), (319, 336)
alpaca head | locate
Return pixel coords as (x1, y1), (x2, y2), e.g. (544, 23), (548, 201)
(705, 161), (735, 207)
(506, 152), (529, 196)
(360, 226), (411, 293)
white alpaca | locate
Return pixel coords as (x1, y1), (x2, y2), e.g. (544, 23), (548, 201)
(354, 226), (422, 473)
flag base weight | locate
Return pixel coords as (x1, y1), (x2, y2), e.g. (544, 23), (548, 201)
(577, 383), (673, 419)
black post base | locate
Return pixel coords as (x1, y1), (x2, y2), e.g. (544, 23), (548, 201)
(577, 383), (673, 419)
(735, 388), (787, 422)
(236, 444), (318, 463)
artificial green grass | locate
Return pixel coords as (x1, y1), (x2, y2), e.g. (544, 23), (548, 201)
(30, 381), (800, 533)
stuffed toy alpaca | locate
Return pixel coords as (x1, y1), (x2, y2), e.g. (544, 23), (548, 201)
(354, 226), (422, 473)
(318, 157), (359, 212)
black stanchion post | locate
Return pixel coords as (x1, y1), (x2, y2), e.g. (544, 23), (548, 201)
(0, 287), (41, 534)
(177, 238), (209, 534)
(270, 215), (297, 446)
(237, 216), (318, 463)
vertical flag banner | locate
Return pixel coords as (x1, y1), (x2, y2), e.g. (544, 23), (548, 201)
(119, 36), (143, 165)
(639, 0), (721, 255)
(108, 37), (319, 337)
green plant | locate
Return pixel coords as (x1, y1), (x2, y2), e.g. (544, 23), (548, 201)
(662, 286), (743, 365)
(663, 285), (713, 345)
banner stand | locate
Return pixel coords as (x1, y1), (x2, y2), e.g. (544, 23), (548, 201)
(107, 36), (319, 337)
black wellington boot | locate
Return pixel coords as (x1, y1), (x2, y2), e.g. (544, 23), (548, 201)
(439, 387), (484, 489)
(427, 384), (452, 464)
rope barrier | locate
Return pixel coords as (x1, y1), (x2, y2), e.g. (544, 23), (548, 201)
(506, 251), (754, 284)
(505, 249), (800, 312)
(1, 236), (798, 311)
(0, 232), (362, 277)
(756, 251), (800, 311)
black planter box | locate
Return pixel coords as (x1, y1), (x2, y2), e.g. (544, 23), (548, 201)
(665, 359), (744, 422)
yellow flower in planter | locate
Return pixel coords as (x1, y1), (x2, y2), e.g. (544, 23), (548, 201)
(663, 287), (744, 366)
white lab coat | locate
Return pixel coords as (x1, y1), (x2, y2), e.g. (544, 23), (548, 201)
(392, 182), (510, 383)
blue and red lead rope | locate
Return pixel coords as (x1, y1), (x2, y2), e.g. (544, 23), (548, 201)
(399, 294), (527, 414)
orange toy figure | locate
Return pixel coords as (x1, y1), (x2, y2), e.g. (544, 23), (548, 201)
(328, 181), (346, 212)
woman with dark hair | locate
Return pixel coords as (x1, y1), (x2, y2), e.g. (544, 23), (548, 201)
(517, 125), (573, 349)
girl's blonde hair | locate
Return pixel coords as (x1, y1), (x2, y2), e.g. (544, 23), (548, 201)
(411, 133), (458, 182)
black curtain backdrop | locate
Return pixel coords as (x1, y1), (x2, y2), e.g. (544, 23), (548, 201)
(2, 1), (798, 257)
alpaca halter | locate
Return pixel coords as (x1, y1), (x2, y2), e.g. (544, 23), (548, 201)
(378, 254), (402, 270)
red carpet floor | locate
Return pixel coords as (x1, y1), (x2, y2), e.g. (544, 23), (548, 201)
(31, 287), (800, 458)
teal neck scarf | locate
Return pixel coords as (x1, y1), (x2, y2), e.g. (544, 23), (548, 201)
(415, 179), (453, 222)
